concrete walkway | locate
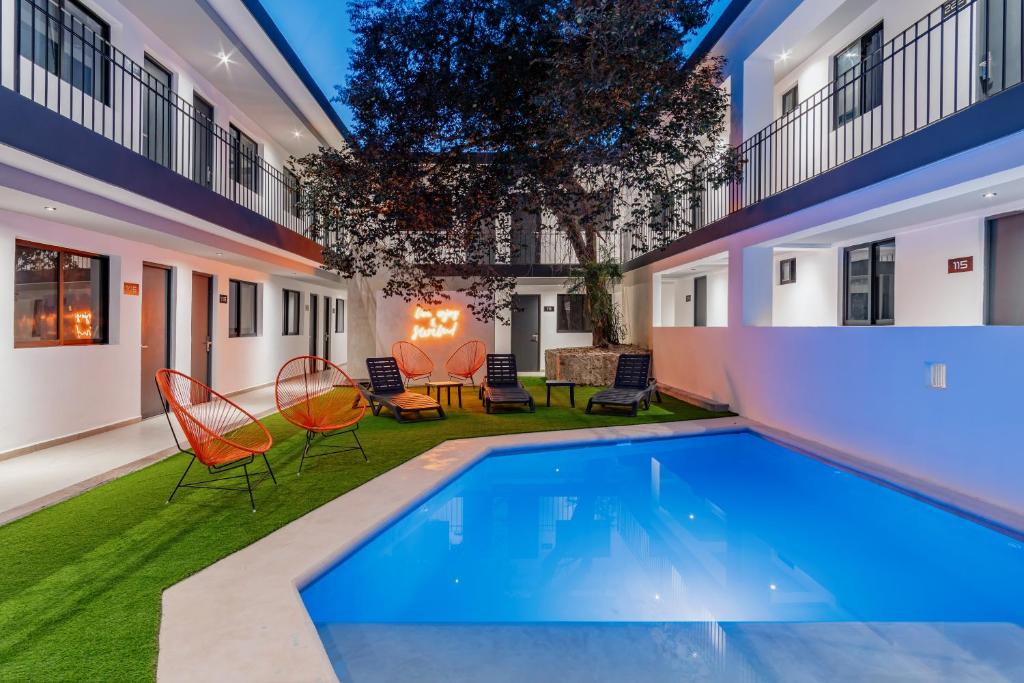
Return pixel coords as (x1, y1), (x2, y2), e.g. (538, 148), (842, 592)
(0, 385), (278, 526)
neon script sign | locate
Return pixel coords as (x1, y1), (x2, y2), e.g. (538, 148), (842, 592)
(411, 306), (461, 341)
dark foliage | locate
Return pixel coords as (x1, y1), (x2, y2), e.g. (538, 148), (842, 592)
(294, 0), (741, 344)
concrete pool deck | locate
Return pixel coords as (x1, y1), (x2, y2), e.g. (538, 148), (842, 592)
(156, 417), (1024, 682)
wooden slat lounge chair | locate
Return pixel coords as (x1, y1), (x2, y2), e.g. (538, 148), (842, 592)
(363, 357), (446, 421)
(481, 354), (535, 414)
(586, 354), (659, 417)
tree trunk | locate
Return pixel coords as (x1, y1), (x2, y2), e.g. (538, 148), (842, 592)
(555, 197), (618, 348)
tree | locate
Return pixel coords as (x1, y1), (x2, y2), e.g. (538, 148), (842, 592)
(294, 0), (741, 346)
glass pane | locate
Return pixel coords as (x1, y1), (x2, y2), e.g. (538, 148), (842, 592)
(229, 280), (239, 336)
(845, 246), (871, 323)
(833, 41), (860, 127)
(861, 27), (883, 112)
(20, 1), (61, 76)
(62, 2), (107, 99)
(62, 252), (106, 342)
(335, 299), (344, 333)
(239, 282), (257, 336)
(14, 243), (59, 343)
(874, 241), (896, 323)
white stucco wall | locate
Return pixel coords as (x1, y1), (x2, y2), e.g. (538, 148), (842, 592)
(772, 248), (839, 326)
(0, 211), (347, 454)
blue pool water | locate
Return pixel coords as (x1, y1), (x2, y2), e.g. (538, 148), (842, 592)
(301, 431), (1024, 680)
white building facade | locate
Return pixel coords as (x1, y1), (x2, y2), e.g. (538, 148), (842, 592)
(0, 0), (354, 456)
(624, 0), (1024, 515)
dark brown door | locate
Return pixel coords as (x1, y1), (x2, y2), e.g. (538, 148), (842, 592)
(191, 273), (212, 386)
(141, 264), (172, 418)
(309, 293), (319, 356)
(323, 296), (332, 361)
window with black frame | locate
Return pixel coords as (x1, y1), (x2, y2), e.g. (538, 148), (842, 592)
(229, 279), (258, 337)
(230, 125), (260, 193)
(335, 298), (345, 333)
(282, 289), (300, 335)
(832, 24), (883, 129)
(14, 240), (108, 347)
(844, 239), (895, 325)
(781, 85), (799, 116)
(19, 0), (111, 104)
(557, 294), (593, 333)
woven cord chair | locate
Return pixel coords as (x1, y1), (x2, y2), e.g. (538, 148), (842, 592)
(445, 340), (487, 385)
(275, 356), (368, 475)
(155, 369), (276, 511)
(363, 357), (446, 421)
(392, 341), (434, 385)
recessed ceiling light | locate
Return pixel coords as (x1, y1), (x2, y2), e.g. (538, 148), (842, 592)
(292, 130), (302, 139)
(777, 49), (792, 62)
(983, 192), (998, 199)
(215, 252), (224, 256)
(44, 206), (57, 212)
(216, 51), (234, 66)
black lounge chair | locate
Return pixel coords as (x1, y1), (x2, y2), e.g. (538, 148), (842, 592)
(363, 357), (446, 422)
(586, 354), (659, 417)
(481, 354), (535, 414)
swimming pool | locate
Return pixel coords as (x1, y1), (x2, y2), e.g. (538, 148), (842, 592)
(301, 431), (1024, 681)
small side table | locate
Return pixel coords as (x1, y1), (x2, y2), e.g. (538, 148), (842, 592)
(426, 380), (464, 408)
(545, 380), (576, 408)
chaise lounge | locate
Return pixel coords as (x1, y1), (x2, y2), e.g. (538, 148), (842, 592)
(363, 357), (446, 421)
(586, 354), (659, 417)
(481, 354), (535, 413)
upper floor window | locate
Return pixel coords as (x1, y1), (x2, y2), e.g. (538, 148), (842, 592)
(14, 240), (109, 347)
(228, 279), (258, 337)
(844, 239), (895, 325)
(282, 289), (300, 335)
(557, 294), (593, 333)
(781, 85), (799, 116)
(19, 0), (111, 104)
(779, 257), (797, 285)
(230, 125), (260, 193)
(833, 24), (883, 129)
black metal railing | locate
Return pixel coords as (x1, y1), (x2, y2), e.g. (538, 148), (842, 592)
(623, 0), (1015, 263)
(2, 0), (312, 241)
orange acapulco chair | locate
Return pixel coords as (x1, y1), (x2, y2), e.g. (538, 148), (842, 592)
(275, 356), (368, 475)
(392, 340), (434, 385)
(445, 340), (486, 385)
(155, 369), (276, 512)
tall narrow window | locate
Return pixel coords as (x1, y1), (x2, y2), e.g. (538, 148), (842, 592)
(19, 0), (110, 103)
(781, 85), (799, 116)
(282, 289), (300, 335)
(832, 24), (883, 128)
(229, 279), (258, 337)
(335, 298), (345, 333)
(230, 125), (260, 193)
(14, 240), (108, 346)
(557, 294), (593, 333)
(844, 239), (895, 325)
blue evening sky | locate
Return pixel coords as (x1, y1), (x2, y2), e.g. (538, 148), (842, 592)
(258, 0), (732, 133)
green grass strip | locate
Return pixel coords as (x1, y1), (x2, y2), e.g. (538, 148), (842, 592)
(0, 378), (729, 681)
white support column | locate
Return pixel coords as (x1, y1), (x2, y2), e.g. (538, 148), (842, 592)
(741, 58), (776, 141)
(741, 245), (774, 327)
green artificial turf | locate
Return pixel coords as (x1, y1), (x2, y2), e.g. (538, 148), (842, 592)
(0, 378), (729, 681)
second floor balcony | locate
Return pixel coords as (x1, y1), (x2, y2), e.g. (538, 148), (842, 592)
(0, 0), (324, 257)
(624, 0), (1024, 266)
